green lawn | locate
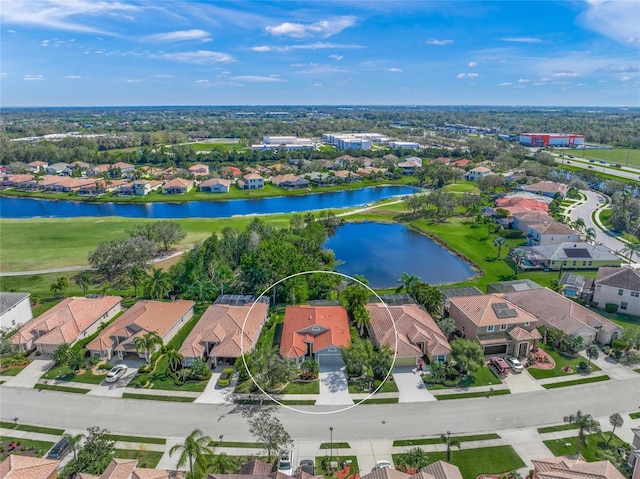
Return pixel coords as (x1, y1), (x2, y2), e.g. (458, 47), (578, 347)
(113, 449), (164, 468)
(0, 437), (55, 458)
(0, 363), (31, 376)
(34, 383), (90, 393)
(280, 381), (319, 394)
(442, 182), (480, 193)
(543, 375), (609, 389)
(629, 411), (640, 419)
(426, 366), (502, 390)
(597, 309), (640, 334)
(435, 389), (510, 400)
(543, 434), (626, 462)
(121, 392), (195, 402)
(320, 442), (351, 449)
(569, 148), (640, 168)
(348, 377), (399, 393)
(127, 355), (209, 392)
(187, 142), (246, 152)
(394, 446), (525, 479)
(315, 455), (359, 477)
(104, 434), (166, 445)
(0, 422), (65, 435)
(42, 365), (108, 384)
(537, 424), (579, 434)
(360, 397), (399, 404)
(527, 344), (601, 380)
(393, 434), (500, 447)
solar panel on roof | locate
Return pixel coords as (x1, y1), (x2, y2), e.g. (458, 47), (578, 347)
(492, 302), (518, 318)
(563, 248), (591, 258)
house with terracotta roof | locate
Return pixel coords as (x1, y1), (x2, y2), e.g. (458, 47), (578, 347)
(209, 457), (322, 479)
(280, 305), (350, 365)
(450, 159), (471, 168)
(188, 163), (210, 177)
(503, 287), (623, 345)
(75, 458), (184, 479)
(397, 156), (422, 175)
(179, 302), (269, 367)
(465, 166), (493, 181)
(512, 211), (554, 232)
(28, 160), (49, 172)
(521, 181), (568, 198)
(91, 164), (111, 177)
(429, 157), (451, 165)
(48, 177), (97, 193)
(131, 179), (163, 196)
(112, 161), (135, 176)
(0, 455), (60, 479)
(237, 173), (265, 190)
(0, 174), (35, 189)
(333, 170), (362, 183)
(162, 178), (194, 194)
(360, 461), (463, 479)
(495, 197), (548, 214)
(11, 296), (123, 354)
(271, 174), (309, 189)
(593, 266), (640, 317)
(220, 166), (243, 179)
(449, 294), (541, 357)
(200, 178), (231, 193)
(86, 300), (194, 361)
(526, 221), (581, 246)
(78, 179), (128, 196)
(366, 303), (451, 366)
(532, 456), (625, 479)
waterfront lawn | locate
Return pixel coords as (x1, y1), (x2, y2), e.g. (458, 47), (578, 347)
(393, 445), (524, 479)
(543, 434), (626, 462)
(113, 449), (164, 468)
(527, 344), (600, 380)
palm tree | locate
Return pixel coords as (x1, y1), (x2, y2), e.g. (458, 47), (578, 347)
(493, 236), (506, 258)
(169, 429), (215, 479)
(100, 280), (111, 296)
(607, 413), (623, 445)
(63, 432), (84, 460)
(144, 267), (173, 300)
(165, 348), (184, 373)
(585, 344), (599, 367)
(130, 265), (147, 298)
(205, 452), (238, 474)
(134, 331), (163, 366)
(396, 272), (421, 295)
(353, 304), (371, 336)
(563, 410), (601, 455)
(511, 248), (528, 275)
(440, 431), (460, 462)
(585, 227), (597, 243)
(622, 243), (640, 265)
(573, 217), (586, 233)
(74, 273), (91, 296)
(403, 447), (429, 470)
(52, 343), (72, 367)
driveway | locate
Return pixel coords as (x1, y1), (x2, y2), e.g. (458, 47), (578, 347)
(2, 356), (54, 388)
(87, 357), (143, 397)
(392, 367), (436, 402)
(315, 360), (353, 406)
(194, 365), (236, 404)
(503, 369), (544, 393)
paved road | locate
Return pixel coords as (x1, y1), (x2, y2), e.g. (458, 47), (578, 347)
(553, 154), (640, 182)
(1, 376), (638, 442)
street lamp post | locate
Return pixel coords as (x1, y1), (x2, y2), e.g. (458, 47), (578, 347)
(330, 427), (334, 462)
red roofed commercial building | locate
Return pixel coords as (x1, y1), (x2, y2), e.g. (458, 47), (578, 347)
(11, 296), (123, 354)
(519, 133), (585, 148)
(280, 305), (350, 365)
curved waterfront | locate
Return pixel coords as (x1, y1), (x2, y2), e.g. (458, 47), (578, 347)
(0, 186), (416, 219)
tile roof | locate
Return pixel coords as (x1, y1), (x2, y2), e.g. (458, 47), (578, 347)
(532, 456), (625, 479)
(87, 300), (194, 353)
(524, 242), (620, 262)
(528, 221), (579, 236)
(11, 296), (122, 347)
(200, 178), (231, 188)
(495, 197), (548, 213)
(448, 294), (539, 327)
(163, 178), (194, 189)
(420, 461), (463, 479)
(133, 468), (185, 479)
(595, 266), (640, 290)
(101, 458), (138, 479)
(239, 459), (273, 476)
(178, 303), (268, 359)
(0, 455), (59, 479)
(244, 173), (263, 180)
(361, 468), (411, 479)
(360, 463), (463, 479)
(522, 181), (568, 195)
(280, 305), (350, 358)
(365, 303), (451, 358)
(503, 288), (621, 335)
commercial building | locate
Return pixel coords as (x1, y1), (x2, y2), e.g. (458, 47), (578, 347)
(251, 136), (316, 151)
(519, 133), (585, 148)
(322, 132), (389, 150)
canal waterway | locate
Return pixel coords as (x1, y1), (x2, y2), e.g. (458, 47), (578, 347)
(0, 186), (416, 219)
(325, 222), (476, 288)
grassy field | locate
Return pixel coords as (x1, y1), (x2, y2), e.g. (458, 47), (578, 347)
(121, 392), (195, 402)
(34, 383), (90, 393)
(0, 422), (65, 435)
(442, 182), (480, 193)
(435, 389), (510, 400)
(42, 365), (108, 384)
(104, 434), (166, 444)
(393, 445), (524, 479)
(568, 148), (640, 167)
(537, 424), (579, 434)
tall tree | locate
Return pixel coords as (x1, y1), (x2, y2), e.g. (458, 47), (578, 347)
(88, 236), (158, 285)
(585, 345), (599, 367)
(511, 248), (528, 275)
(74, 273), (91, 296)
(63, 432), (84, 460)
(169, 429), (215, 479)
(396, 272), (421, 295)
(134, 331), (163, 366)
(403, 447), (429, 470)
(563, 410), (601, 455)
(440, 431), (461, 462)
(52, 343), (72, 367)
(144, 267), (173, 300)
(607, 413), (623, 445)
(165, 348), (184, 372)
(450, 338), (484, 374)
(130, 265), (147, 298)
(493, 236), (506, 258)
(248, 410), (293, 463)
(60, 427), (115, 479)
(154, 220), (187, 252)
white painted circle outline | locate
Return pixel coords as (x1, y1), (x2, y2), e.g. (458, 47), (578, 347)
(240, 270), (398, 415)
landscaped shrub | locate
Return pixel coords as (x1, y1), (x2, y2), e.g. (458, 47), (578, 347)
(503, 229), (524, 239)
(612, 339), (627, 351)
(605, 303), (619, 313)
(89, 356), (101, 366)
(578, 361), (588, 370)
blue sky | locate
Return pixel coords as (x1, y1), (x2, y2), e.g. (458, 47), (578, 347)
(1, 0), (639, 107)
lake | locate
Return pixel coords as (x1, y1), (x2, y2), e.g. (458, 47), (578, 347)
(325, 222), (476, 288)
(0, 186), (416, 219)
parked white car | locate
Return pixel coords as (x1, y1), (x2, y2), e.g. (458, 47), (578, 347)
(372, 460), (394, 471)
(106, 364), (128, 382)
(506, 357), (524, 373)
(278, 451), (293, 476)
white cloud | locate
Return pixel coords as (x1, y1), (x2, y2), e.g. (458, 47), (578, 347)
(329, 54), (343, 60)
(251, 42), (362, 52)
(468, 61), (478, 67)
(426, 39), (453, 46)
(230, 75), (285, 82)
(143, 29), (212, 42)
(23, 74), (44, 81)
(0, 72), (7, 76)
(252, 46), (272, 52)
(195, 79), (210, 84)
(266, 16), (356, 38)
(457, 72), (479, 78)
(598, 64), (639, 73)
(501, 37), (544, 43)
(385, 68), (403, 73)
(150, 74), (175, 78)
(8, 30), (16, 33)
(621, 76), (631, 81)
(41, 39), (50, 47)
(498, 82), (513, 86)
(552, 71), (579, 78)
(151, 50), (235, 64)
(125, 79), (144, 83)
(290, 63), (350, 75)
(64, 75), (81, 79)
(579, 0), (640, 46)
(518, 78), (531, 83)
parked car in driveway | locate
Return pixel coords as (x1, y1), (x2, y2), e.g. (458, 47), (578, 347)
(217, 367), (235, 387)
(299, 459), (315, 475)
(488, 357), (510, 375)
(278, 451), (293, 476)
(506, 357), (524, 373)
(106, 364), (128, 382)
(373, 460), (394, 471)
(46, 437), (72, 460)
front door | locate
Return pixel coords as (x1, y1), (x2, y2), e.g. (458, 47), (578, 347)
(518, 342), (529, 358)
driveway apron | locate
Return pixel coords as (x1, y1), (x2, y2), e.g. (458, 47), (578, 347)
(392, 367), (436, 402)
(315, 360), (353, 406)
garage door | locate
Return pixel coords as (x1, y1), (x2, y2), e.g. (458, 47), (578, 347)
(393, 357), (417, 368)
(316, 347), (345, 367)
(483, 344), (507, 355)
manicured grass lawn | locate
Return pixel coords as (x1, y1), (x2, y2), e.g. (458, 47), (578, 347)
(543, 375), (609, 389)
(113, 449), (164, 468)
(42, 365), (108, 384)
(122, 392), (195, 402)
(574, 148), (640, 168)
(0, 422), (65, 435)
(442, 182), (480, 193)
(435, 389), (510, 400)
(0, 364), (31, 376)
(543, 434), (626, 462)
(360, 397), (399, 404)
(167, 304), (208, 350)
(127, 356), (209, 392)
(349, 377), (399, 393)
(426, 366), (502, 390)
(537, 424), (579, 434)
(629, 411), (640, 419)
(34, 383), (90, 393)
(104, 434), (166, 445)
(527, 345), (601, 380)
(0, 437), (55, 457)
(315, 455), (359, 477)
(320, 442), (351, 449)
(394, 446), (524, 479)
(233, 379), (257, 394)
(281, 381), (319, 394)
(393, 433), (500, 447)
(187, 142), (245, 152)
(217, 441), (262, 448)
